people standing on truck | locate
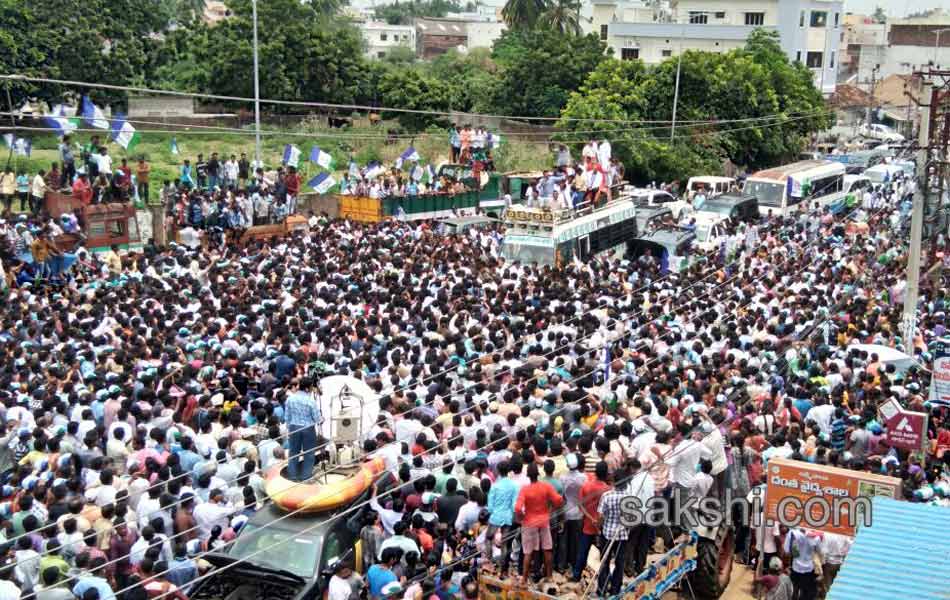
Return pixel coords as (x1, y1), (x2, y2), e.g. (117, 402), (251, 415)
(30, 169), (47, 215)
(0, 167), (14, 213)
(15, 170), (29, 212)
(238, 153), (250, 188)
(136, 158), (151, 203)
(59, 135), (76, 188)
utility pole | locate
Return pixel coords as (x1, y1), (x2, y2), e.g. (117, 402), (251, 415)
(902, 79), (933, 346)
(670, 22), (685, 142)
(252, 0), (262, 169)
(865, 65), (878, 125)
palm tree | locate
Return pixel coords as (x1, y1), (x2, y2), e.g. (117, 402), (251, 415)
(540, 0), (582, 35)
(501, 0), (548, 30)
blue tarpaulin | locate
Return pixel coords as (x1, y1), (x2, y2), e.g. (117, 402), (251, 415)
(827, 497), (950, 600)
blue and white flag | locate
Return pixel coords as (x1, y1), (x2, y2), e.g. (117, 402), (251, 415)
(170, 137), (180, 155)
(395, 204), (407, 221)
(110, 114), (140, 151)
(395, 146), (420, 169)
(348, 159), (360, 180)
(282, 144), (301, 168)
(13, 138), (30, 157)
(422, 164), (435, 184)
(81, 96), (109, 129)
(411, 165), (424, 181)
(309, 146), (335, 170)
(602, 344), (612, 384)
(364, 161), (384, 180)
(308, 172), (337, 194)
(45, 105), (79, 138)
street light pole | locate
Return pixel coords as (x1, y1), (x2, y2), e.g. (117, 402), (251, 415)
(252, 0), (262, 168)
(902, 80), (932, 346)
(670, 23), (685, 142)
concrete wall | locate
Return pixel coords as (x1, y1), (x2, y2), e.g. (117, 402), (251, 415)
(609, 35), (746, 63)
(128, 96), (194, 118)
(466, 21), (505, 49)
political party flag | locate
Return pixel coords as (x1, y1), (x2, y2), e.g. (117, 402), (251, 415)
(45, 105), (78, 138)
(282, 144), (301, 168)
(602, 345), (612, 384)
(170, 137), (180, 155)
(348, 159), (360, 180)
(488, 133), (502, 148)
(309, 146), (335, 170)
(13, 138), (31, 157)
(422, 164), (435, 184)
(395, 204), (407, 221)
(308, 172), (337, 194)
(110, 114), (140, 151)
(395, 146), (420, 170)
(81, 96), (109, 129)
(364, 161), (384, 180)
(411, 165), (424, 181)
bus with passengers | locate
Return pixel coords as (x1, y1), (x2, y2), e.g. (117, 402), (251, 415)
(744, 160), (847, 217)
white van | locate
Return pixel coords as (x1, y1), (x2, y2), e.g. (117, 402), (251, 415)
(864, 164), (904, 185)
(685, 176), (736, 199)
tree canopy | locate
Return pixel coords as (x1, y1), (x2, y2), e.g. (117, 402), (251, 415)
(557, 29), (830, 183)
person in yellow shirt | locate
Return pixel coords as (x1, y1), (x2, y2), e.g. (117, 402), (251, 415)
(102, 243), (122, 276)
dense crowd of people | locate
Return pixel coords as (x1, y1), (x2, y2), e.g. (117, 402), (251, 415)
(0, 136), (946, 600)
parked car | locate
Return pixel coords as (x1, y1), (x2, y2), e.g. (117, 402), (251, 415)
(684, 176), (736, 199)
(858, 123), (905, 144)
(623, 187), (691, 218)
(694, 193), (760, 223)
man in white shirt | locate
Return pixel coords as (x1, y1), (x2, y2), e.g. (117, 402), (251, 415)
(784, 528), (822, 600)
(193, 489), (236, 539)
(666, 423), (712, 491)
(624, 458), (656, 576)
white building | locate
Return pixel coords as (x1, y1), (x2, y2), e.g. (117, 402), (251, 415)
(360, 21), (416, 59)
(882, 11), (950, 76)
(593, 0), (842, 94)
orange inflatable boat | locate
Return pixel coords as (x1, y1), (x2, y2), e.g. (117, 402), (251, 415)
(264, 457), (387, 513)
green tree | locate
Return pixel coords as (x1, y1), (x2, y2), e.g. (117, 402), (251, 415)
(557, 29), (830, 183)
(540, 0), (581, 35)
(377, 69), (454, 131)
(488, 29), (608, 117)
(153, 0), (367, 108)
(374, 0), (463, 25)
(501, 0), (548, 30)
(872, 5), (886, 23)
(0, 0), (173, 107)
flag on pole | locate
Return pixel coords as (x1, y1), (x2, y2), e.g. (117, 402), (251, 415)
(13, 138), (31, 157)
(307, 172), (337, 194)
(45, 105), (78, 138)
(395, 204), (407, 221)
(110, 114), (140, 151)
(411, 165), (424, 181)
(364, 161), (384, 180)
(348, 159), (360, 180)
(309, 146), (335, 170)
(81, 96), (109, 129)
(395, 146), (420, 169)
(170, 137), (180, 155)
(282, 144), (301, 168)
(602, 345), (612, 384)
(422, 164), (435, 185)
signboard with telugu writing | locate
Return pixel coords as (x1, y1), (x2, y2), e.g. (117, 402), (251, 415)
(765, 458), (901, 536)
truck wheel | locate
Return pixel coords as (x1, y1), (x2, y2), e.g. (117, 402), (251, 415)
(687, 526), (734, 599)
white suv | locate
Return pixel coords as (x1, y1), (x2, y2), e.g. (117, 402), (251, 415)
(858, 123), (905, 143)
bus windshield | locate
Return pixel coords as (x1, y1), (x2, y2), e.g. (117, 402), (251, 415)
(501, 242), (555, 266)
(744, 181), (784, 207)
